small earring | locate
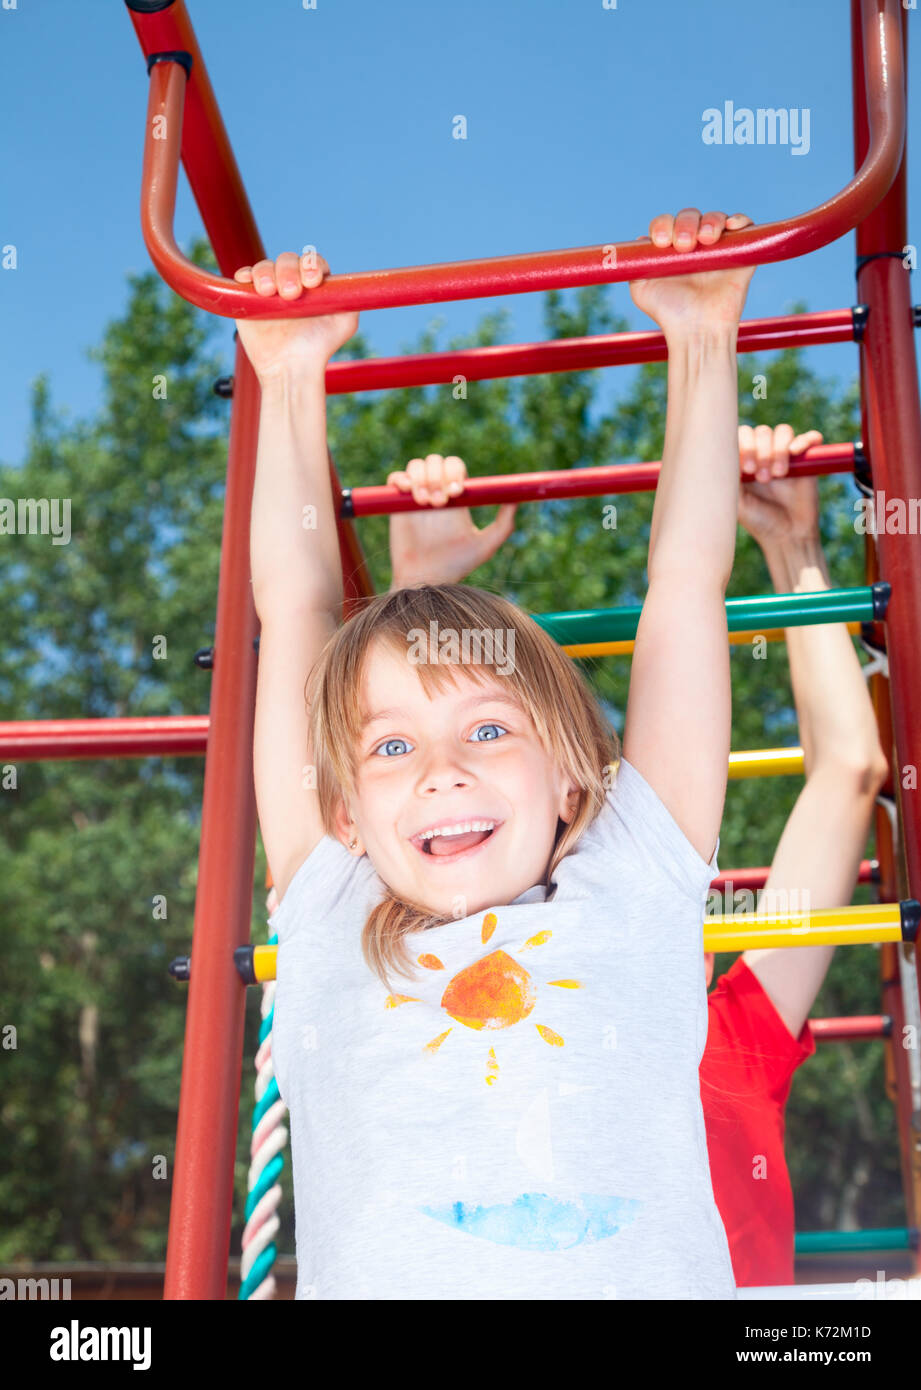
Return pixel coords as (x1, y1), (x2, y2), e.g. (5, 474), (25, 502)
(349, 838), (358, 850)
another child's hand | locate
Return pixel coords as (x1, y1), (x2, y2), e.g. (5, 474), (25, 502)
(233, 251), (359, 383)
(629, 209), (756, 338)
(266, 885), (279, 918)
(388, 454), (518, 588)
(737, 425), (824, 548)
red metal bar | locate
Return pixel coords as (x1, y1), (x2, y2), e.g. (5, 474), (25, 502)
(862, 454), (917, 1244)
(711, 861), (878, 894)
(332, 448), (377, 620)
(124, 0), (376, 1301)
(0, 715), (209, 760)
(852, 0), (921, 1273)
(160, 341), (260, 1300)
(126, 0), (372, 611)
(125, 0), (260, 274)
(130, 0), (904, 320)
(809, 1016), (891, 1042)
(853, 25), (921, 909)
(321, 310), (859, 396)
(349, 443), (855, 516)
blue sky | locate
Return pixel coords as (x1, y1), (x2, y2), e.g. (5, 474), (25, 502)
(1, 0), (918, 468)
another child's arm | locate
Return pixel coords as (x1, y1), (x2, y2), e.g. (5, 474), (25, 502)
(622, 209), (756, 865)
(235, 251), (360, 903)
(387, 454), (517, 588)
(735, 427), (889, 1037)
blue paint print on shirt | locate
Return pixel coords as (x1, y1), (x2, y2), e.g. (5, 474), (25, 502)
(419, 1192), (643, 1252)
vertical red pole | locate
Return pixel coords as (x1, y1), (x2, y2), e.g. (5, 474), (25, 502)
(852, 0), (921, 1265)
(852, 0), (921, 897)
(866, 555), (921, 1255)
(124, 1), (376, 1295)
(163, 344), (261, 1300)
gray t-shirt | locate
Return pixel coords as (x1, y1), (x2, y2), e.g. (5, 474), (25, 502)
(269, 755), (736, 1299)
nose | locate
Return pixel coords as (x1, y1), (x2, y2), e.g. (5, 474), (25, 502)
(415, 742), (476, 795)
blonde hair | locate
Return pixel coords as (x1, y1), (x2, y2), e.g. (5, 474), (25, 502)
(306, 583), (621, 989)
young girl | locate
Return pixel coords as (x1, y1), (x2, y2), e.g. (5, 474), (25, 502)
(332, 427), (888, 1291)
(268, 431), (887, 1291)
(235, 208), (756, 1299)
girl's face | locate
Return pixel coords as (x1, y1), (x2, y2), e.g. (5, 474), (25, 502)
(337, 642), (580, 919)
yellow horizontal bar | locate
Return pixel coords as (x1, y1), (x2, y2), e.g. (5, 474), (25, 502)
(251, 944), (277, 982)
(564, 639), (634, 657)
(247, 904), (905, 981)
(704, 901), (903, 952)
(564, 621), (861, 659)
(728, 747), (804, 778)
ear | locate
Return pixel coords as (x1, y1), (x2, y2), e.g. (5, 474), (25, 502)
(332, 797), (359, 852)
(558, 781), (581, 825)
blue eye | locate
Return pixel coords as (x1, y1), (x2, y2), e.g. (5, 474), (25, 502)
(372, 724), (507, 757)
(470, 723), (507, 742)
(374, 737), (413, 757)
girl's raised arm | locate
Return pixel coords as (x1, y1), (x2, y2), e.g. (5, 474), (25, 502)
(622, 210), (755, 867)
(236, 252), (360, 903)
(735, 447), (888, 1036)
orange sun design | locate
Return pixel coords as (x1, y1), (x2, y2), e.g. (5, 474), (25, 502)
(385, 911), (581, 1083)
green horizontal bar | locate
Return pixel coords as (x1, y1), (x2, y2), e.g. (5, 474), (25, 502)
(795, 1227), (915, 1254)
(534, 586), (879, 647)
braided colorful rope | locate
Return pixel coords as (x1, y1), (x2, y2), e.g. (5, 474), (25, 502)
(239, 929), (288, 1300)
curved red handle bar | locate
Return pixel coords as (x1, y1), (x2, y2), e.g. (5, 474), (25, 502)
(136, 0), (904, 320)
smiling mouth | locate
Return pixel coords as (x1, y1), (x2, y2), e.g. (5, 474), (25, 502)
(411, 824), (501, 862)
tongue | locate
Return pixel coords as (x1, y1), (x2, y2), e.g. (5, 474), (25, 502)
(428, 829), (491, 856)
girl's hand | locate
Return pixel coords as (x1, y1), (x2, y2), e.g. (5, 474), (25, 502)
(233, 252), (360, 383)
(388, 454), (518, 587)
(738, 425), (824, 547)
(629, 210), (756, 338)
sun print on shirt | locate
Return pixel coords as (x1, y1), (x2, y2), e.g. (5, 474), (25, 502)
(383, 908), (645, 1252)
(385, 909), (582, 1084)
